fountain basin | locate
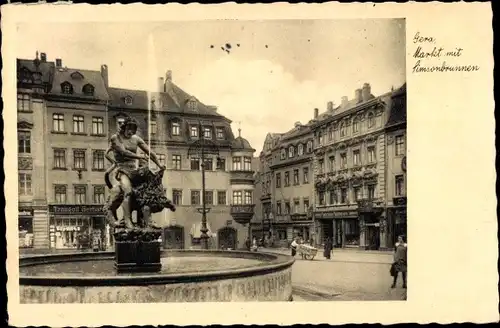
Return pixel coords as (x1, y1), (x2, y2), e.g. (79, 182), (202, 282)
(19, 250), (294, 303)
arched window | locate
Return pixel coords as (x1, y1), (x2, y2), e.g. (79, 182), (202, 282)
(306, 141), (313, 153)
(367, 112), (375, 128)
(61, 82), (73, 95)
(340, 122), (347, 137)
(352, 117), (360, 133)
(82, 84), (95, 96)
(297, 143), (304, 156)
(288, 146), (295, 158)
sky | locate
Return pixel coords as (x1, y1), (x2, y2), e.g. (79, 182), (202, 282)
(16, 19), (406, 153)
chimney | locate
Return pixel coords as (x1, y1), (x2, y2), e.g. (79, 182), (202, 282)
(327, 101), (334, 111)
(158, 77), (165, 93)
(294, 121), (302, 128)
(362, 83), (371, 101)
(100, 64), (109, 88)
(341, 96), (348, 107)
(314, 108), (319, 119)
(166, 70), (172, 83)
(40, 53), (47, 62)
(355, 89), (362, 103)
(55, 58), (62, 68)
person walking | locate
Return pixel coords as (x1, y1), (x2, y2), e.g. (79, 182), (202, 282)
(290, 237), (298, 257)
(391, 235), (408, 288)
(323, 237), (333, 259)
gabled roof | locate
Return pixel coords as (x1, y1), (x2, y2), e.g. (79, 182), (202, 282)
(17, 58), (55, 86)
(51, 67), (109, 101)
(108, 87), (149, 110)
(281, 123), (313, 141)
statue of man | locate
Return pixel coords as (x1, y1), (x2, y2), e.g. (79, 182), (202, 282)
(104, 117), (165, 229)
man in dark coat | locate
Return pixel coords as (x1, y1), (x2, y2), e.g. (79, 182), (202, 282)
(324, 237), (333, 259)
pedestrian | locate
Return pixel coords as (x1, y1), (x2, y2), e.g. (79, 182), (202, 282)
(251, 237), (258, 252)
(290, 237), (298, 257)
(245, 237), (251, 251)
(323, 237), (333, 259)
(391, 235), (408, 288)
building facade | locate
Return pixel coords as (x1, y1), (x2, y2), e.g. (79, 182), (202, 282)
(16, 53), (256, 250)
(311, 83), (406, 250)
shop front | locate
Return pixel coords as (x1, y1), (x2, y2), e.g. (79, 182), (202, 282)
(315, 210), (360, 248)
(388, 196), (407, 246)
(291, 214), (313, 243)
(48, 205), (108, 250)
(18, 207), (34, 248)
(358, 199), (384, 250)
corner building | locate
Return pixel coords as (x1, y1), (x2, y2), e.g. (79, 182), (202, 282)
(311, 83), (406, 250)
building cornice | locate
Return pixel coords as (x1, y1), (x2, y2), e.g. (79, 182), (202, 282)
(269, 156), (312, 170)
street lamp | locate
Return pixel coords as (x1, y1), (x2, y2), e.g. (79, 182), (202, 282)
(187, 122), (220, 250)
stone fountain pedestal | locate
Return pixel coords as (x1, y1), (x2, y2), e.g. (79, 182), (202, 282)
(113, 227), (163, 273)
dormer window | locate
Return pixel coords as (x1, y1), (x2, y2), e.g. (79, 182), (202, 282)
(188, 99), (198, 111)
(20, 68), (32, 83)
(297, 144), (304, 156)
(33, 72), (42, 84)
(216, 127), (225, 139)
(367, 112), (375, 128)
(190, 126), (198, 138)
(61, 82), (73, 94)
(82, 84), (95, 96)
(124, 96), (133, 106)
(70, 71), (84, 80)
(306, 141), (313, 153)
(203, 127), (212, 139)
(288, 146), (295, 158)
(280, 149), (286, 160)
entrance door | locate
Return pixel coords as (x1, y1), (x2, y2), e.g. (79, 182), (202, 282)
(218, 227), (237, 250)
(163, 226), (184, 249)
(334, 219), (343, 248)
(365, 226), (380, 250)
(321, 220), (333, 245)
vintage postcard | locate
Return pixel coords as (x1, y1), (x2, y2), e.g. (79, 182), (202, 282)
(2, 1), (497, 326)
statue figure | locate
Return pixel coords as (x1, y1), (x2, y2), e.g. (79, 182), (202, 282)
(103, 117), (175, 233)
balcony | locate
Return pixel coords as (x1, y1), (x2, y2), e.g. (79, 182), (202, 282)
(357, 198), (384, 213)
(229, 171), (255, 185)
(230, 204), (255, 225)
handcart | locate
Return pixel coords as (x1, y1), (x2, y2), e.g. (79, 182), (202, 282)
(297, 244), (318, 260)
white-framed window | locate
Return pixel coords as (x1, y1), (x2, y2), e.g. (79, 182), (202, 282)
(395, 135), (405, 156)
(243, 157), (252, 171)
(203, 127), (212, 139)
(73, 115), (85, 133)
(293, 169), (299, 185)
(92, 150), (105, 170)
(340, 123), (347, 137)
(172, 189), (183, 205)
(92, 117), (104, 135)
(216, 127), (225, 139)
(93, 185), (106, 204)
(306, 141), (313, 153)
(232, 190), (243, 205)
(52, 114), (65, 132)
(353, 149), (361, 166)
(288, 146), (295, 158)
(190, 126), (198, 138)
(172, 122), (180, 136)
(353, 118), (360, 133)
(303, 167), (309, 184)
(367, 146), (376, 163)
(204, 190), (214, 205)
(244, 190), (253, 204)
(395, 175), (405, 196)
(284, 171), (290, 187)
(17, 94), (31, 112)
(367, 113), (375, 128)
(53, 149), (66, 169)
(297, 144), (304, 156)
(54, 185), (67, 203)
(73, 150), (86, 170)
(19, 173), (32, 195)
(18, 131), (31, 154)
(232, 157), (242, 171)
(191, 190), (201, 205)
(303, 198), (310, 213)
(172, 155), (181, 170)
(74, 185), (87, 204)
(328, 128), (334, 141)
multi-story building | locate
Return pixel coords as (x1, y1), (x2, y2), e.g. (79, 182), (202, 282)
(311, 83), (406, 250)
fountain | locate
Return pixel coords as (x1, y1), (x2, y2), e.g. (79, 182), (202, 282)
(19, 117), (294, 303)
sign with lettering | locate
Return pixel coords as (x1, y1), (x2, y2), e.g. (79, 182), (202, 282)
(18, 208), (33, 217)
(334, 211), (358, 218)
(48, 204), (104, 216)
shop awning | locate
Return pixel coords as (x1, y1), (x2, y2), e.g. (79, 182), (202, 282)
(190, 222), (213, 238)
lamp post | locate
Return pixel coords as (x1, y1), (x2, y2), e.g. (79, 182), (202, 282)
(188, 122), (220, 250)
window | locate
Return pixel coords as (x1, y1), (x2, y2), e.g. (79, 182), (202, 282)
(190, 126), (198, 138)
(395, 135), (405, 156)
(216, 157), (226, 171)
(54, 185), (67, 203)
(203, 127), (212, 139)
(52, 114), (65, 132)
(157, 154), (166, 166)
(303, 167), (309, 184)
(18, 131), (31, 154)
(367, 184), (376, 200)
(191, 190), (201, 205)
(395, 175), (405, 196)
(303, 198), (310, 213)
(217, 191), (226, 205)
(318, 191), (325, 206)
(232, 157), (242, 171)
(298, 144), (304, 156)
(280, 149), (286, 160)
(172, 122), (180, 136)
(232, 190), (243, 205)
(340, 153), (347, 169)
(288, 146), (295, 158)
(306, 141), (313, 153)
(318, 132), (324, 146)
(73, 115), (85, 133)
(19, 173), (32, 195)
(276, 173), (281, 188)
(204, 158), (213, 171)
(124, 96), (133, 106)
(340, 123), (347, 137)
(328, 128), (334, 141)
(243, 157), (252, 171)
(188, 100), (197, 110)
(204, 191), (213, 205)
(17, 94), (30, 112)
(328, 156), (335, 172)
(74, 185), (87, 204)
(244, 190), (253, 204)
(367, 113), (375, 128)
(329, 190), (337, 205)
(293, 200), (300, 213)
(284, 202), (291, 214)
(82, 84), (94, 96)
(340, 188), (348, 203)
(73, 150), (86, 170)
(353, 150), (361, 166)
(92, 150), (105, 170)
(354, 186), (362, 201)
(172, 155), (181, 170)
(284, 171), (290, 187)
(353, 118), (359, 133)
(216, 127), (225, 139)
(91, 117), (104, 135)
(293, 169), (299, 185)
(277, 229), (287, 241)
(149, 119), (157, 135)
(276, 201), (282, 215)
(172, 189), (183, 205)
(190, 157), (200, 170)
(53, 149), (66, 169)
(93, 185), (105, 204)
(61, 82), (73, 94)
(318, 159), (324, 174)
(367, 146), (376, 163)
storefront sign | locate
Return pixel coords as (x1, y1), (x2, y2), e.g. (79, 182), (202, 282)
(314, 211), (358, 219)
(56, 226), (81, 232)
(49, 205), (104, 216)
(18, 208), (33, 217)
